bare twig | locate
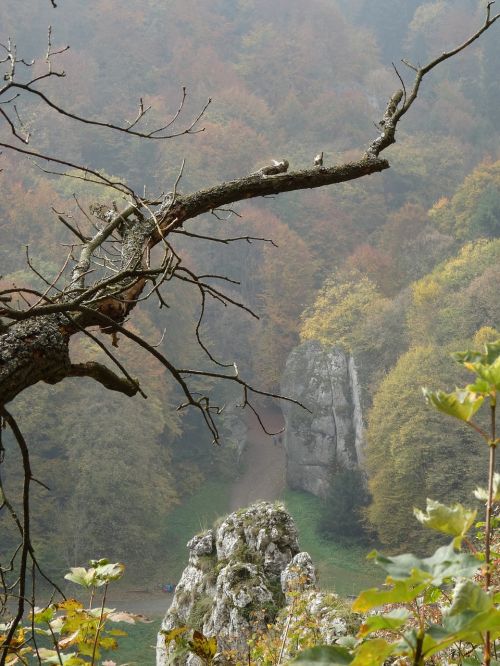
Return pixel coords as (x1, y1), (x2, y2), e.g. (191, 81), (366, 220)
(0, 408), (32, 666)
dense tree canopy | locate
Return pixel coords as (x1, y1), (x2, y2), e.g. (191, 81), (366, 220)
(302, 200), (500, 548)
(366, 345), (485, 551)
(0, 6), (500, 650)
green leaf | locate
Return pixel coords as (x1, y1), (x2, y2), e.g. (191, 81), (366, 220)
(413, 498), (476, 545)
(422, 388), (484, 422)
(352, 572), (428, 612)
(465, 378), (492, 394)
(64, 567), (98, 588)
(369, 541), (480, 585)
(93, 561), (125, 584)
(34, 628), (52, 636)
(31, 606), (56, 624)
(453, 340), (500, 367)
(453, 350), (483, 365)
(429, 607), (500, 643)
(418, 632), (453, 660)
(63, 658), (88, 666)
(64, 561), (124, 589)
(483, 339), (500, 364)
(464, 358), (500, 391)
(350, 639), (395, 666)
(448, 580), (493, 616)
(293, 645), (353, 665)
(423, 585), (443, 604)
(358, 609), (409, 638)
(474, 472), (500, 502)
(460, 649), (483, 666)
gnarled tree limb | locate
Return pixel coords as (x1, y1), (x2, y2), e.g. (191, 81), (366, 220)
(1, 5), (499, 440)
(66, 362), (140, 396)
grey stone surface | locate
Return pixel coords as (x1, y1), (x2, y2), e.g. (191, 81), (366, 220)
(156, 502), (354, 666)
(280, 340), (364, 497)
(220, 399), (247, 462)
(278, 552), (349, 655)
(281, 551), (317, 598)
(157, 501), (300, 665)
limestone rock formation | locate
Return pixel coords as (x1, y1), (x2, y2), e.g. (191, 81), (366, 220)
(220, 398), (248, 462)
(278, 552), (350, 652)
(157, 501), (299, 665)
(156, 502), (353, 666)
(280, 340), (364, 498)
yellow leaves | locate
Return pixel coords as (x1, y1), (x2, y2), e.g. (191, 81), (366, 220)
(189, 630), (217, 663)
(300, 274), (381, 350)
(162, 627), (217, 665)
(0, 627), (32, 664)
(349, 638), (395, 666)
(428, 159), (500, 240)
(408, 239), (500, 345)
(432, 196), (449, 211)
(14, 565), (148, 666)
(411, 278), (440, 307)
(161, 626), (188, 644)
(56, 599), (84, 612)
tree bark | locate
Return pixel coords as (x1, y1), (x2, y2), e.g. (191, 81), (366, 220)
(0, 315), (71, 405)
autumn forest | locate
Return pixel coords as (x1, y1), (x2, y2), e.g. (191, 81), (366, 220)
(1, 0), (500, 593)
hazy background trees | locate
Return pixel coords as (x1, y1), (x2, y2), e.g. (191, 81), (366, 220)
(1, 0), (499, 583)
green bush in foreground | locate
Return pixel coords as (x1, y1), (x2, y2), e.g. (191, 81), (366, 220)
(0, 559), (151, 665)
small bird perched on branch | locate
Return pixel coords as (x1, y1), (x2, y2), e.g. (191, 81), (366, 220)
(380, 89), (404, 126)
(314, 152), (324, 167)
(253, 159), (289, 176)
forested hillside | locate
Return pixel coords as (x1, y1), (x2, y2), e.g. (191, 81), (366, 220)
(1, 0), (499, 582)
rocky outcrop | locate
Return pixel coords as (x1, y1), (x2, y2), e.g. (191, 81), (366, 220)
(157, 501), (299, 665)
(220, 398), (247, 463)
(278, 552), (351, 653)
(157, 502), (352, 666)
(280, 340), (364, 498)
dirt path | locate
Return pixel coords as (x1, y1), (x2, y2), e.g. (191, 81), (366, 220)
(105, 410), (287, 616)
(229, 408), (286, 511)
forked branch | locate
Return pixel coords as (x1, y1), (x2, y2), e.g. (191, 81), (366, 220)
(1, 5), (499, 439)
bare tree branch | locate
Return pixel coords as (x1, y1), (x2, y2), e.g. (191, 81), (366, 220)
(0, 408), (32, 666)
(66, 361), (139, 396)
(366, 3), (500, 157)
(0, 3), (499, 445)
